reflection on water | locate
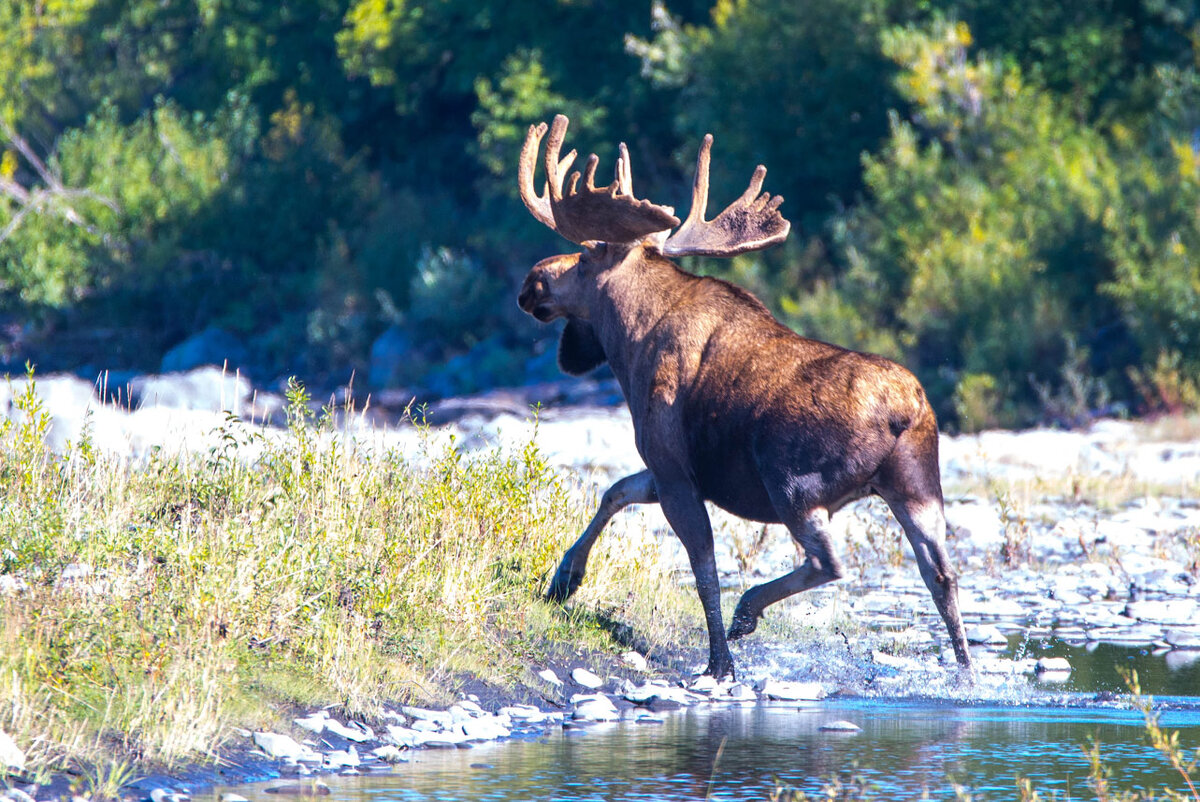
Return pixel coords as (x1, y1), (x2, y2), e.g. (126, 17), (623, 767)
(221, 700), (1200, 802)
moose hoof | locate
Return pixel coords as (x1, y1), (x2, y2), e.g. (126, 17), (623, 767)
(726, 612), (759, 641)
(545, 571), (583, 603)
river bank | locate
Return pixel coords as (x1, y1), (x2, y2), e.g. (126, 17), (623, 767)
(1, 369), (1198, 800)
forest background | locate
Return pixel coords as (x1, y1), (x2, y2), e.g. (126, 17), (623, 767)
(3, 0), (1200, 432)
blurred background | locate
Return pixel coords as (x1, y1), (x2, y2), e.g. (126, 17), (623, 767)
(2, 0), (1199, 432)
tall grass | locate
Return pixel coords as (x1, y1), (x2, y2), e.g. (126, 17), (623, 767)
(0, 376), (697, 777)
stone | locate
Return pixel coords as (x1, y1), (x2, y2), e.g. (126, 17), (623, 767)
(371, 745), (409, 764)
(323, 718), (374, 742)
(758, 679), (826, 701)
(1035, 657), (1072, 674)
(160, 326), (248, 373)
(621, 651), (649, 672)
(253, 732), (319, 762)
(966, 624), (1007, 645)
(3, 790), (36, 802)
(537, 668), (564, 687)
(571, 668), (604, 689)
(819, 720), (862, 733)
(689, 675), (718, 694)
(322, 746), (360, 769)
(264, 782), (330, 796)
(1125, 599), (1199, 626)
(369, 326), (417, 388)
(571, 694), (620, 722)
(0, 576), (28, 595)
(292, 712), (328, 734)
(1164, 629), (1200, 649)
(460, 716), (511, 741)
(130, 368), (253, 413)
(219, 795), (250, 802)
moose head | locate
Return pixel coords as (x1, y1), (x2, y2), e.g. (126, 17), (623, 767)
(517, 115), (971, 680)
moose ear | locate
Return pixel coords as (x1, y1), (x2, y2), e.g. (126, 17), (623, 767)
(558, 318), (607, 376)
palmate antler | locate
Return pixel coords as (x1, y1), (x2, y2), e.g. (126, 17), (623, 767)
(519, 115), (790, 257)
(519, 115), (680, 244)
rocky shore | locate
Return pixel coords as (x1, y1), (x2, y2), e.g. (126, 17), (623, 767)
(2, 368), (1199, 800)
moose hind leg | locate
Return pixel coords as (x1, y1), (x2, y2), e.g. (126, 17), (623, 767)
(546, 470), (658, 602)
(887, 496), (972, 668)
(728, 507), (843, 641)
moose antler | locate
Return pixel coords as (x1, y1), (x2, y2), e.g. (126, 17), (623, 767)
(519, 115), (679, 244)
(663, 134), (790, 257)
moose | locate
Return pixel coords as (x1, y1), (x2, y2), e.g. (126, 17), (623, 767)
(517, 115), (972, 679)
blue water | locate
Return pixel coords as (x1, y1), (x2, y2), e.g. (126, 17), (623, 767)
(220, 698), (1200, 801)
(216, 642), (1200, 801)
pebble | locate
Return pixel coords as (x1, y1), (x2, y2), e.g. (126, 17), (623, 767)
(621, 651), (650, 671)
(4, 790), (36, 802)
(537, 668), (564, 687)
(1035, 657), (1072, 674)
(571, 668), (604, 689)
(252, 732), (319, 762)
(371, 745), (409, 764)
(0, 730), (24, 771)
(965, 625), (1008, 645)
(219, 795), (249, 802)
(571, 694), (620, 722)
(818, 720), (862, 733)
(264, 782), (330, 796)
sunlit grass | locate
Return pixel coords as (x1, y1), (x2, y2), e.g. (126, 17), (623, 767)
(0, 375), (698, 778)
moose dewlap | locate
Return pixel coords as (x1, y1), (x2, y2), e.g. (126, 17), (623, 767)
(516, 115), (972, 679)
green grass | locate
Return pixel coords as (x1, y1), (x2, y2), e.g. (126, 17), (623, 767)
(0, 376), (700, 780)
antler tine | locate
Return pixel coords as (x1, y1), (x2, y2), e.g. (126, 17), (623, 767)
(616, 143), (634, 197)
(518, 122), (556, 229)
(674, 134), (713, 241)
(518, 114), (680, 244)
(663, 134), (791, 258)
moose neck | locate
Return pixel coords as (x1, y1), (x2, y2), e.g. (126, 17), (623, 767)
(588, 245), (690, 379)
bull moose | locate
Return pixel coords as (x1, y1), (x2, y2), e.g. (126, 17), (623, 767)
(517, 115), (971, 679)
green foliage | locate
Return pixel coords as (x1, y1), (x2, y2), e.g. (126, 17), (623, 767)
(4, 0), (1200, 423)
(0, 379), (692, 770)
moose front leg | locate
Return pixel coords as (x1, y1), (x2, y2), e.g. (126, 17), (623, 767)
(546, 470), (658, 602)
(656, 477), (735, 680)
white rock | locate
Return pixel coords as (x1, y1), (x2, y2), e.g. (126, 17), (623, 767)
(410, 719), (439, 732)
(323, 746), (360, 769)
(758, 679), (826, 701)
(966, 624), (1007, 645)
(4, 789), (37, 802)
(400, 706), (451, 727)
(1125, 599), (1198, 626)
(571, 694), (620, 722)
(293, 711), (329, 734)
(1165, 629), (1200, 649)
(689, 675), (718, 694)
(219, 794), (250, 802)
(819, 720), (862, 733)
(253, 732), (318, 762)
(323, 718), (374, 742)
(571, 668), (605, 689)
(371, 745), (409, 764)
(381, 725), (422, 749)
(537, 668), (564, 687)
(499, 704), (547, 722)
(621, 651), (649, 672)
(634, 711), (666, 723)
(460, 716), (510, 741)
(0, 576), (28, 595)
(1035, 657), (1072, 674)
(0, 730), (24, 772)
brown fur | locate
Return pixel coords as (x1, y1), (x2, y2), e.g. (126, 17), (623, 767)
(516, 116), (971, 679)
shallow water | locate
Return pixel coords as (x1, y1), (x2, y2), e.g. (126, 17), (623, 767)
(224, 698), (1200, 801)
(216, 641), (1200, 801)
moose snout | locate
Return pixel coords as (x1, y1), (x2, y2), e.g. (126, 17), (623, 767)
(518, 276), (557, 321)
